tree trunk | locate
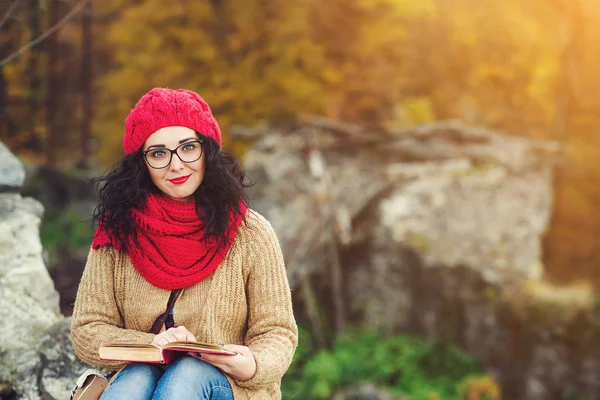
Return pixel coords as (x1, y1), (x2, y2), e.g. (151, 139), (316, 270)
(45, 0), (60, 165)
(0, 62), (9, 141)
(79, 0), (93, 167)
(26, 0), (43, 152)
(0, 3), (18, 144)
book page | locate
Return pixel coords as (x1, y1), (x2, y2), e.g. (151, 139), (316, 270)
(104, 343), (159, 349)
(162, 341), (235, 355)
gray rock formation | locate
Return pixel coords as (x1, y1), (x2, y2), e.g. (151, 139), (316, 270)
(37, 317), (96, 400)
(0, 142), (25, 191)
(0, 143), (65, 399)
(239, 118), (556, 289)
(237, 118), (600, 399)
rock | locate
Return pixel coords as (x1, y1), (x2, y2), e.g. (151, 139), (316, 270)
(20, 163), (98, 316)
(0, 142), (63, 399)
(0, 141), (25, 192)
(379, 162), (551, 281)
(0, 193), (62, 397)
(242, 119), (556, 289)
(524, 344), (570, 400)
(238, 119), (600, 399)
(38, 318), (103, 400)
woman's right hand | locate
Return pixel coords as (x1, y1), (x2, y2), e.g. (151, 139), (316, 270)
(151, 326), (196, 347)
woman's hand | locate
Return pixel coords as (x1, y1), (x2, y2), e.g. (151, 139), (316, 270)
(191, 344), (257, 382)
(151, 326), (196, 347)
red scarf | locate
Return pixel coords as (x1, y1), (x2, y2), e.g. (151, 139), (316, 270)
(92, 193), (247, 290)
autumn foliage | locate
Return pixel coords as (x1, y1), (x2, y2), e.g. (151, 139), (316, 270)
(0, 0), (598, 284)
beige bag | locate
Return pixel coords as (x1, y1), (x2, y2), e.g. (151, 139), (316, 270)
(69, 369), (110, 400)
(69, 288), (183, 399)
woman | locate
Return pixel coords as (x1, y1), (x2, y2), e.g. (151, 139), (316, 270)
(71, 88), (298, 400)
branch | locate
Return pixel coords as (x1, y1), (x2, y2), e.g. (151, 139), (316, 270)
(57, 0), (93, 17)
(0, 0), (21, 30)
(0, 0), (90, 68)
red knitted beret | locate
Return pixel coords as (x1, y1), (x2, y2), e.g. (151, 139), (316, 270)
(123, 88), (222, 154)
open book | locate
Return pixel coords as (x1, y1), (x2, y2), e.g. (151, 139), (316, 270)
(99, 341), (236, 364)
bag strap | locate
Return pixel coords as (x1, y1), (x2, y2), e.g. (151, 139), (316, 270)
(100, 289), (184, 382)
(149, 288), (184, 335)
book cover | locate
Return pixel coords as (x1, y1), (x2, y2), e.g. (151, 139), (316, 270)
(99, 341), (236, 364)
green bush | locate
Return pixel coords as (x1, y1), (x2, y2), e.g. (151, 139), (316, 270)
(40, 208), (94, 263)
(282, 327), (495, 400)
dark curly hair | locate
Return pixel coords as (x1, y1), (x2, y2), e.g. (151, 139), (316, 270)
(92, 133), (252, 252)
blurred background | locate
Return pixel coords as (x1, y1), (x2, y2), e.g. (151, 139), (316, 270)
(1, 0), (600, 399)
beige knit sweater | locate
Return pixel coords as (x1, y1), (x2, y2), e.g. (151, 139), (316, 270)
(71, 210), (298, 399)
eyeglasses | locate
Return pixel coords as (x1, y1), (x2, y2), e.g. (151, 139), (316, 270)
(143, 140), (204, 169)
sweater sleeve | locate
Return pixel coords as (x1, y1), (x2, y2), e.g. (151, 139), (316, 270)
(234, 213), (299, 390)
(70, 246), (155, 370)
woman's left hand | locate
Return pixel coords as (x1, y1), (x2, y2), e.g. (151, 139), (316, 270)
(190, 344), (257, 381)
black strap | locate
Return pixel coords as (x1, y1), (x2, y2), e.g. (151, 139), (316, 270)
(150, 289), (184, 335)
(104, 289), (183, 380)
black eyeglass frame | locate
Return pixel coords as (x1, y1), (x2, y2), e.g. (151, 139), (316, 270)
(143, 139), (204, 169)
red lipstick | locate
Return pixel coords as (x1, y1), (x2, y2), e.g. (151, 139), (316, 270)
(168, 174), (191, 185)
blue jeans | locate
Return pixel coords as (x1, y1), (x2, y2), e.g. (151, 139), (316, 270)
(100, 356), (233, 400)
